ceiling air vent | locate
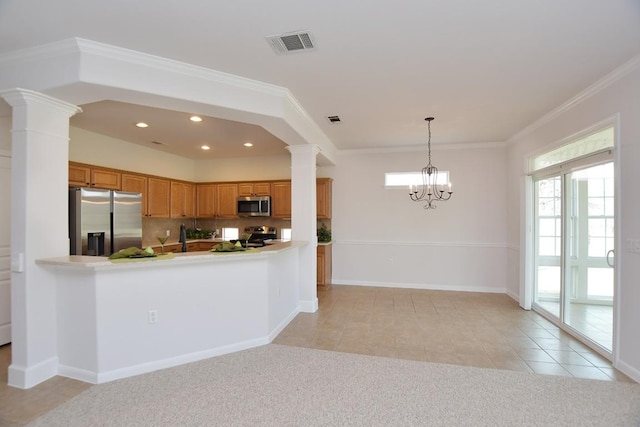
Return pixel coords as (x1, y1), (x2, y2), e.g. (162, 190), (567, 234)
(327, 115), (341, 123)
(266, 31), (315, 54)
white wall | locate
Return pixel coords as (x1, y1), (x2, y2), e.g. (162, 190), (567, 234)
(69, 127), (197, 181)
(506, 59), (640, 380)
(328, 144), (509, 292)
(70, 126), (293, 182)
(0, 116), (10, 151)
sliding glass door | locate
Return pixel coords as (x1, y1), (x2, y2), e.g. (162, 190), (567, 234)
(532, 159), (614, 353)
(563, 163), (614, 350)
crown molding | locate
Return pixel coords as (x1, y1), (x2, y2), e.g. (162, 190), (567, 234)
(338, 140), (507, 156)
(73, 38), (289, 97)
(508, 53), (640, 144)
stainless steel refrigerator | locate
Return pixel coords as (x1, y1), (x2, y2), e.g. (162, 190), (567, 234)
(69, 187), (142, 256)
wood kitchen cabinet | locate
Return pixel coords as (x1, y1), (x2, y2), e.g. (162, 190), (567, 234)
(317, 243), (332, 287)
(170, 181), (195, 218)
(238, 182), (271, 197)
(271, 181), (292, 218)
(216, 183), (238, 217)
(147, 177), (171, 218)
(121, 173), (149, 216)
(316, 178), (332, 219)
(196, 183), (237, 218)
(69, 162), (121, 190)
(196, 184), (217, 218)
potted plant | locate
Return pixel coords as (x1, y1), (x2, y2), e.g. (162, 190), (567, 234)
(317, 223), (332, 243)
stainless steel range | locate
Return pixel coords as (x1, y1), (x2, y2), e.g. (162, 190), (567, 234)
(243, 226), (277, 247)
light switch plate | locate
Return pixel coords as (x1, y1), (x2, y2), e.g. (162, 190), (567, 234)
(626, 239), (640, 253)
(11, 253), (24, 273)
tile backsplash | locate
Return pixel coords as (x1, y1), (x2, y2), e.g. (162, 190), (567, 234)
(143, 217), (292, 244)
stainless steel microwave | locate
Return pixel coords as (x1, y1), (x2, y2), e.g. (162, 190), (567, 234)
(237, 196), (271, 217)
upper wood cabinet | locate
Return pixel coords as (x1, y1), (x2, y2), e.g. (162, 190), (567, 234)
(170, 181), (196, 218)
(216, 183), (238, 218)
(69, 162), (121, 190)
(147, 177), (171, 218)
(196, 183), (237, 218)
(196, 184), (217, 218)
(121, 173), (148, 216)
(238, 182), (271, 197)
(316, 178), (333, 219)
(271, 181), (292, 219)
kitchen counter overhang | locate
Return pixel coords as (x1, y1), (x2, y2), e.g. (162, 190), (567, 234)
(38, 240), (304, 270)
(37, 241), (307, 385)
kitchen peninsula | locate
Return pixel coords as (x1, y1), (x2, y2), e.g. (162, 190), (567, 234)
(36, 241), (305, 384)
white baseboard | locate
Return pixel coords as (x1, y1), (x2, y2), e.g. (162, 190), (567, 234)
(92, 337), (270, 384)
(298, 298), (318, 313)
(8, 356), (59, 389)
(57, 365), (99, 384)
(614, 359), (640, 384)
(268, 308), (299, 342)
(332, 280), (507, 294)
(505, 289), (520, 303)
(0, 324), (10, 346)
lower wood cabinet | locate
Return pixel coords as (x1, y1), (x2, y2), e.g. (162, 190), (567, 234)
(317, 243), (332, 287)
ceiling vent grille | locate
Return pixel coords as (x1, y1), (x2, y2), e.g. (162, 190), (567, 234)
(266, 31), (315, 54)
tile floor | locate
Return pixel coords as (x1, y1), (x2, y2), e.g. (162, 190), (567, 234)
(0, 285), (635, 425)
(537, 300), (613, 351)
(275, 285), (632, 382)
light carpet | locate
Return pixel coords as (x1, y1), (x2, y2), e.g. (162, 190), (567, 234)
(29, 344), (640, 426)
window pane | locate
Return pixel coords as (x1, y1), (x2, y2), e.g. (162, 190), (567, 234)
(587, 268), (613, 299)
(532, 126), (613, 171)
(222, 227), (238, 240)
(538, 218), (556, 236)
(588, 237), (606, 257)
(539, 237), (558, 256)
(589, 219), (606, 236)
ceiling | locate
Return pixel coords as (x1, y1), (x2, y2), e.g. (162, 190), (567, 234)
(1, 0), (639, 159)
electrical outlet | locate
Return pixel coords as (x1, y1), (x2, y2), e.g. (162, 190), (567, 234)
(166, 230), (170, 237)
(148, 310), (159, 324)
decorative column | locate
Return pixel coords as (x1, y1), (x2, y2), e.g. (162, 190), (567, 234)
(287, 144), (320, 313)
(0, 89), (81, 389)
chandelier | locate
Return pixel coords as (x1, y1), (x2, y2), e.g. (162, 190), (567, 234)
(409, 117), (453, 209)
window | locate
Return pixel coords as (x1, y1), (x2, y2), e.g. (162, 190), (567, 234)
(281, 228), (292, 241)
(384, 171), (450, 188)
(531, 126), (613, 172)
(222, 227), (238, 240)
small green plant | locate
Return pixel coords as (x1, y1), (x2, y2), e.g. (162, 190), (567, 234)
(317, 223), (332, 243)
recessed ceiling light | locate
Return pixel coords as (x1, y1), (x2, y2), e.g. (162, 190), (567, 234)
(200, 145), (210, 150)
(244, 142), (253, 147)
(190, 116), (202, 123)
(136, 122), (149, 128)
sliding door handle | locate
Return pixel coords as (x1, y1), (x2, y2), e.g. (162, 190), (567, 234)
(606, 249), (615, 268)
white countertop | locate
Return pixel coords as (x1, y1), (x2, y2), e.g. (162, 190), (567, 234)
(37, 241), (308, 270)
